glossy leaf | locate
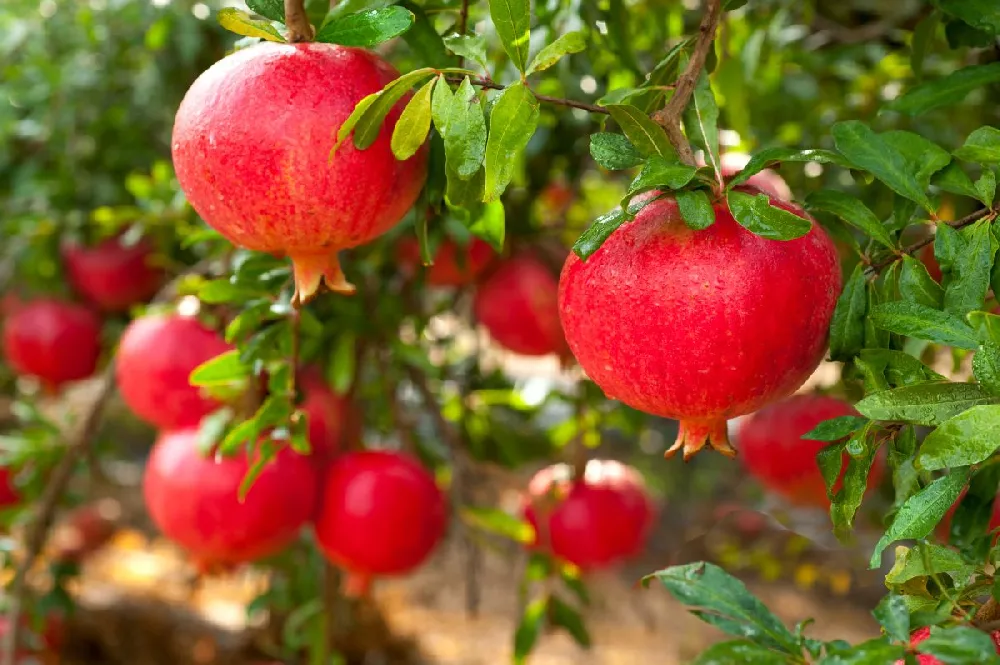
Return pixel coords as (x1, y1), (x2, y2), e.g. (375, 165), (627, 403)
(885, 62), (1000, 116)
(442, 33), (488, 70)
(490, 0), (531, 73)
(804, 190), (894, 249)
(857, 349), (944, 388)
(217, 7), (286, 42)
(868, 301), (979, 350)
(344, 68), (436, 151)
(246, 0), (284, 22)
(930, 0), (1000, 35)
(933, 162), (985, 204)
(832, 121), (934, 211)
(526, 31), (586, 75)
(881, 130), (952, 189)
(918, 625), (1000, 664)
(441, 78), (487, 180)
(470, 200), (506, 252)
(725, 148), (851, 191)
(830, 430), (879, 534)
(918, 405), (1000, 470)
(855, 382), (995, 426)
(726, 191), (811, 241)
(974, 343), (1000, 396)
(189, 350), (250, 386)
(969, 310), (1000, 346)
(954, 126), (1000, 165)
(675, 189), (715, 231)
(829, 264), (868, 361)
(606, 104), (675, 159)
(943, 220), (998, 317)
(900, 255), (944, 309)
(390, 76), (434, 160)
(682, 72), (720, 180)
(572, 195), (656, 260)
(885, 543), (975, 586)
(872, 594), (909, 643)
(590, 133), (644, 171)
(483, 82), (539, 201)
(692, 641), (785, 665)
(802, 415), (869, 442)
(314, 6), (415, 47)
(625, 157), (697, 202)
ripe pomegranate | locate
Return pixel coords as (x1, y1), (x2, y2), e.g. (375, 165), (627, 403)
(116, 314), (232, 430)
(896, 626), (1000, 665)
(737, 395), (884, 507)
(523, 460), (654, 569)
(397, 236), (496, 287)
(474, 254), (566, 357)
(920, 243), (943, 282)
(299, 366), (346, 464)
(62, 235), (163, 312)
(0, 468), (19, 509)
(144, 428), (318, 566)
(559, 190), (841, 459)
(172, 43), (427, 304)
(313, 450), (447, 595)
(1, 299), (102, 391)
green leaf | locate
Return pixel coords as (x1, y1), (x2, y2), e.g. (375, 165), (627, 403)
(911, 11), (940, 79)
(526, 31), (585, 75)
(246, 0), (284, 22)
(726, 191), (811, 241)
(818, 638), (905, 665)
(884, 62), (1000, 116)
(316, 6), (415, 46)
(460, 506), (533, 543)
(946, 18), (996, 47)
(944, 220), (998, 317)
(198, 279), (261, 304)
(189, 350), (250, 386)
(643, 563), (799, 653)
(804, 190), (895, 249)
(872, 594), (909, 643)
(974, 343), (1000, 395)
(329, 333), (357, 395)
(885, 543), (976, 586)
(954, 126), (1000, 165)
(442, 33), (488, 70)
(869, 468), (971, 568)
(869, 301), (979, 349)
(918, 405), (1000, 470)
(441, 78), (487, 180)
(969, 310), (1000, 346)
(399, 2), (449, 68)
(857, 349), (944, 389)
(217, 7), (286, 41)
(830, 430), (879, 534)
(676, 189), (716, 231)
(682, 72), (720, 179)
(829, 264), (868, 361)
(883, 132), (952, 189)
(624, 157), (697, 203)
(900, 255), (944, 309)
(483, 82), (539, 201)
(548, 596), (591, 648)
(935, 223), (964, 280)
(817, 442), (847, 500)
(933, 162), (985, 204)
(489, 0), (531, 73)
(390, 77), (434, 160)
(572, 197), (653, 260)
(691, 641), (785, 665)
(949, 464), (1000, 551)
(513, 597), (547, 664)
(930, 0), (1000, 35)
(918, 625), (1000, 665)
(589, 133), (643, 171)
(802, 416), (869, 442)
(832, 121), (934, 211)
(725, 148), (852, 191)
(856, 382), (995, 426)
(347, 68), (436, 151)
(976, 170), (996, 206)
(196, 407), (233, 454)
(470, 200), (505, 253)
(606, 104), (675, 159)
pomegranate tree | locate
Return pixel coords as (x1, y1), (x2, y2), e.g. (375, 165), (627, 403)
(313, 450), (447, 594)
(116, 313), (232, 430)
(143, 428), (318, 566)
(397, 236), (496, 287)
(62, 235), (163, 312)
(473, 254), (566, 357)
(737, 394), (883, 507)
(1, 299), (102, 391)
(171, 43), (427, 304)
(523, 459), (653, 569)
(559, 191), (841, 459)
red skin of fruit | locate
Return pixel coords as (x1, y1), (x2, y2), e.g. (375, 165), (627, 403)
(897, 626), (1000, 664)
(397, 236), (496, 287)
(558, 190), (842, 459)
(920, 243), (943, 282)
(1, 299), (102, 391)
(314, 450), (447, 594)
(62, 235), (163, 312)
(116, 314), (232, 430)
(299, 366), (346, 464)
(0, 468), (19, 510)
(737, 395), (884, 507)
(144, 428), (319, 566)
(172, 43), (428, 304)
(474, 254), (566, 357)
(523, 460), (654, 570)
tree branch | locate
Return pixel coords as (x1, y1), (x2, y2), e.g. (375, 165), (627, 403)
(284, 0), (314, 43)
(447, 76), (609, 115)
(650, 0), (724, 165)
(865, 207), (996, 276)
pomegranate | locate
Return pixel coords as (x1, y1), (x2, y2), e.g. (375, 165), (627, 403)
(144, 428), (318, 566)
(737, 395), (883, 507)
(62, 235), (163, 312)
(172, 43), (427, 304)
(397, 236), (496, 287)
(473, 254), (566, 357)
(559, 191), (841, 459)
(116, 314), (232, 430)
(523, 460), (654, 569)
(0, 467), (19, 509)
(1, 299), (102, 391)
(299, 366), (346, 464)
(313, 450), (447, 594)
(896, 626), (1000, 665)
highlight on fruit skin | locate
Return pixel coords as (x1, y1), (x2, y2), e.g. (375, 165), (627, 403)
(171, 42), (428, 305)
(558, 189), (842, 461)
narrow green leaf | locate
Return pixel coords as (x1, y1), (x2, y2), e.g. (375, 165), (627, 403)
(911, 11), (940, 79)
(918, 625), (1000, 664)
(725, 148), (852, 191)
(933, 162), (985, 205)
(857, 348), (944, 388)
(872, 594), (909, 644)
(345, 68), (436, 151)
(442, 78), (487, 180)
(885, 543), (975, 586)
(624, 157), (697, 203)
(829, 264), (868, 361)
(526, 31), (586, 75)
(675, 189), (716, 231)
(802, 416), (869, 442)
(513, 597), (547, 664)
(900, 255), (944, 309)
(948, 464), (1000, 552)
(885, 62), (1000, 116)
(882, 132), (952, 189)
(573, 198), (645, 260)
(460, 506), (533, 543)
(483, 82), (539, 201)
(606, 104), (675, 159)
(832, 121), (934, 211)
(332, 91), (381, 156)
(976, 169), (997, 206)
(198, 279), (261, 304)
(930, 0), (1000, 35)
(589, 133), (643, 171)
(869, 301), (979, 349)
(682, 72), (720, 180)
(470, 200), (505, 252)
(726, 191), (811, 241)
(548, 596), (591, 648)
(817, 442), (847, 501)
(969, 310), (1000, 346)
(954, 126), (1000, 165)
(856, 382), (995, 426)
(918, 404), (1000, 470)
(442, 33), (488, 70)
(830, 430), (879, 534)
(217, 7), (286, 42)
(189, 350), (250, 386)
(869, 468), (971, 568)
(329, 333), (357, 395)
(399, 1), (449, 68)
(489, 0), (531, 73)
(316, 6), (415, 46)
(935, 223), (964, 282)
(804, 190), (895, 249)
(974, 343), (1000, 395)
(944, 219), (998, 317)
(246, 0), (284, 22)
(817, 638), (905, 664)
(196, 407), (234, 454)
(692, 641), (785, 665)
(390, 77), (435, 160)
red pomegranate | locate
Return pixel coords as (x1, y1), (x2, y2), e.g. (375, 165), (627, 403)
(144, 428), (319, 566)
(1, 299), (102, 391)
(116, 314), (232, 430)
(0, 468), (19, 509)
(524, 460), (654, 569)
(313, 450), (447, 594)
(299, 366), (346, 464)
(920, 243), (943, 282)
(559, 191), (841, 459)
(474, 254), (566, 357)
(397, 236), (496, 287)
(172, 43), (427, 304)
(737, 394), (883, 507)
(62, 235), (163, 312)
(897, 626), (1000, 665)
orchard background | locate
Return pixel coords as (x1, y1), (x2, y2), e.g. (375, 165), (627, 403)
(2, 0), (1000, 663)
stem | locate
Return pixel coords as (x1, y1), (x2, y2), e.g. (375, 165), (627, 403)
(284, 0), (314, 43)
(455, 0), (471, 68)
(446, 75), (610, 115)
(289, 306), (301, 398)
(865, 207), (996, 275)
(650, 0), (724, 165)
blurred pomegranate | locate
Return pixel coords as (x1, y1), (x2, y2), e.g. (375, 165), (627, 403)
(50, 499), (120, 564)
(0, 467), (19, 509)
(397, 236), (496, 287)
(62, 234), (163, 312)
(299, 365), (347, 464)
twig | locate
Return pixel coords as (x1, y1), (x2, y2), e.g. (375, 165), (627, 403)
(864, 207), (996, 275)
(455, 0), (471, 68)
(650, 0), (724, 165)
(288, 307), (301, 397)
(284, 0), (314, 43)
(446, 75), (609, 115)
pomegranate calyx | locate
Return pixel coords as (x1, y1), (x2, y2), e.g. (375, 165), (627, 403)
(666, 419), (735, 461)
(289, 252), (355, 305)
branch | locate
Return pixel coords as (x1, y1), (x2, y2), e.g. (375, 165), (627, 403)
(447, 76), (610, 115)
(865, 207), (996, 275)
(284, 0), (314, 43)
(650, 0), (724, 165)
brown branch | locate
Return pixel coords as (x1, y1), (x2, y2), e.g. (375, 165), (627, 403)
(447, 75), (609, 115)
(865, 207), (996, 276)
(650, 0), (724, 165)
(284, 0), (314, 43)
(456, 0), (471, 68)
